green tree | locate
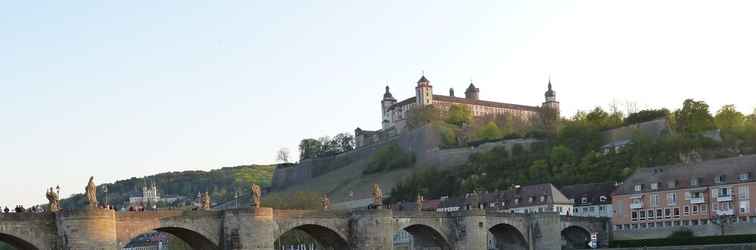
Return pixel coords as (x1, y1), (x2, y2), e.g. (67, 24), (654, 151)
(674, 99), (716, 135)
(624, 109), (670, 125)
(446, 104), (473, 126)
(406, 105), (443, 129)
(715, 105), (745, 131)
(298, 138), (322, 160)
(475, 121), (502, 141)
(363, 143), (416, 174)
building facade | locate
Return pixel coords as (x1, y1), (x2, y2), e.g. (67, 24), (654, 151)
(356, 75), (559, 148)
(435, 183), (573, 215)
(612, 155), (756, 237)
(560, 182), (615, 218)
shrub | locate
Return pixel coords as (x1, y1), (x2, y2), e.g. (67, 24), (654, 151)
(363, 143), (416, 174)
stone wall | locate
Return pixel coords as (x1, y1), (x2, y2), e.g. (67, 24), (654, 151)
(613, 223), (756, 240)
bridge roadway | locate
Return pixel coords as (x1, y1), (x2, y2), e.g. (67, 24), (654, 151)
(0, 207), (608, 250)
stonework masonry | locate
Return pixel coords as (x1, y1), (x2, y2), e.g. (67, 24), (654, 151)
(0, 207), (607, 250)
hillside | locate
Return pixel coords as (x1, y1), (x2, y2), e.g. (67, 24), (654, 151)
(60, 164), (276, 209)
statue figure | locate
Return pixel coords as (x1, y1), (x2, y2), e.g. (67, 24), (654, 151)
(321, 194), (330, 210)
(201, 192), (211, 210)
(46, 187), (60, 212)
(372, 184), (383, 208)
(250, 183), (262, 208)
(416, 194), (424, 212)
(85, 176), (97, 207)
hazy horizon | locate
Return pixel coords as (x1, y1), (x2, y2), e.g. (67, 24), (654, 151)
(2, 0), (755, 206)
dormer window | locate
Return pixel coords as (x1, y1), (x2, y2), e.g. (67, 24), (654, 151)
(690, 177), (700, 187)
(650, 182), (659, 190)
(739, 173), (752, 181)
(634, 184), (642, 192)
(581, 197), (589, 204)
(540, 195), (546, 202)
(599, 196), (608, 202)
(667, 180), (677, 189)
(514, 198), (520, 205)
(528, 197), (534, 203)
(716, 175), (726, 184)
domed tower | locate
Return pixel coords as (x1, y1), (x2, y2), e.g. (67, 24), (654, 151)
(542, 80), (560, 127)
(381, 86), (397, 129)
(415, 75), (433, 106)
(464, 82), (479, 100)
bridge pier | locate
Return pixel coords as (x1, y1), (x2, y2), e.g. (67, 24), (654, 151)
(224, 208), (276, 250)
(57, 209), (118, 249)
(349, 209), (393, 250)
(452, 210), (488, 250)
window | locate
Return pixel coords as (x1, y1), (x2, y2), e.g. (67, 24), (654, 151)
(740, 201), (749, 213)
(615, 224), (623, 230)
(667, 180), (677, 189)
(674, 207), (680, 217)
(738, 186), (749, 200)
(651, 193), (660, 207)
(540, 195), (546, 202)
(683, 206), (690, 216)
(656, 209), (663, 218)
(690, 177), (700, 187)
(667, 192), (677, 206)
(647, 209), (655, 220)
(514, 198), (520, 205)
(631, 211), (638, 221)
(739, 173), (752, 181)
(692, 205), (698, 214)
(600, 196), (608, 202)
(590, 207), (596, 212)
(581, 197), (588, 204)
(702, 204), (708, 213)
(634, 185), (642, 192)
(573, 208), (578, 213)
(665, 208), (672, 218)
(719, 187), (731, 197)
(528, 197), (534, 203)
(639, 210), (646, 220)
(716, 175), (727, 184)
(650, 182), (659, 190)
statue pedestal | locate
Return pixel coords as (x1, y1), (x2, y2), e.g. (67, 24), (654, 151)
(57, 209), (118, 250)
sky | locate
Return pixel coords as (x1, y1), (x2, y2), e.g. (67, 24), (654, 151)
(1, 0), (755, 206)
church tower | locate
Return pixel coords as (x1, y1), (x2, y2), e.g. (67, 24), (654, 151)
(381, 86), (397, 129)
(415, 75), (433, 106)
(542, 80), (560, 129)
(464, 82), (480, 100)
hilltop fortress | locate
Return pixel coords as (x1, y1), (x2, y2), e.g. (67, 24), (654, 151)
(356, 75), (560, 148)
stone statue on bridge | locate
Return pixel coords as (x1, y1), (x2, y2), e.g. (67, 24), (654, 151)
(250, 183), (261, 208)
(372, 184), (383, 208)
(321, 194), (330, 210)
(85, 176), (97, 208)
(201, 192), (211, 210)
(45, 187), (60, 212)
(416, 194), (423, 212)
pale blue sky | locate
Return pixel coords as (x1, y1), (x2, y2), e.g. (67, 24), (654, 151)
(2, 1), (755, 206)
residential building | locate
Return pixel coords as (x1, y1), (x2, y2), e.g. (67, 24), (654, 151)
(612, 155), (756, 239)
(436, 183), (573, 215)
(560, 182), (615, 218)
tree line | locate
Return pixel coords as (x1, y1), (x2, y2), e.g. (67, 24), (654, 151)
(297, 133), (355, 161)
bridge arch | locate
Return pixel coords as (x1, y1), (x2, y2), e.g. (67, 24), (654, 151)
(275, 223), (349, 250)
(488, 223), (528, 250)
(120, 226), (219, 250)
(0, 233), (40, 250)
(396, 224), (451, 250)
(561, 225), (591, 249)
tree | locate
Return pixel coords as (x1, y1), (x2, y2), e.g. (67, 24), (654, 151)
(298, 139), (322, 160)
(475, 121), (502, 141)
(276, 148), (290, 163)
(406, 105), (442, 129)
(624, 109), (670, 125)
(446, 104), (473, 126)
(674, 99), (716, 135)
(714, 105), (745, 132)
(332, 133), (355, 152)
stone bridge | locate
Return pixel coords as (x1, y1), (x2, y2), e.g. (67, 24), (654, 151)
(0, 207), (608, 250)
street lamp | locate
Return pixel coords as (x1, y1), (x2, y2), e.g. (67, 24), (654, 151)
(103, 185), (109, 207)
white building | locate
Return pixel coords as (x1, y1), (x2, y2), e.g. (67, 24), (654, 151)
(560, 182), (616, 218)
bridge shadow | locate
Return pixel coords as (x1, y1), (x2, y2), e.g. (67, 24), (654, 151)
(489, 223), (527, 250)
(275, 224), (349, 250)
(394, 224), (451, 250)
(0, 233), (38, 250)
(123, 227), (218, 250)
(561, 226), (590, 249)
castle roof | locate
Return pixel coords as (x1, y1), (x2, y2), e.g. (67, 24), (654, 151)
(386, 95), (541, 112)
(545, 81), (555, 98)
(465, 83), (478, 93)
(417, 75), (430, 84)
(383, 86), (396, 100)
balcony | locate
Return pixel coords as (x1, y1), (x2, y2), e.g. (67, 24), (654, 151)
(690, 197), (705, 204)
(716, 209), (734, 216)
(717, 196), (732, 202)
(630, 203), (643, 209)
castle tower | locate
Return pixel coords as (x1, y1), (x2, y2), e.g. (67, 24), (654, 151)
(381, 86), (397, 129)
(449, 88), (455, 97)
(542, 80), (560, 128)
(464, 82), (479, 100)
(415, 75), (433, 106)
